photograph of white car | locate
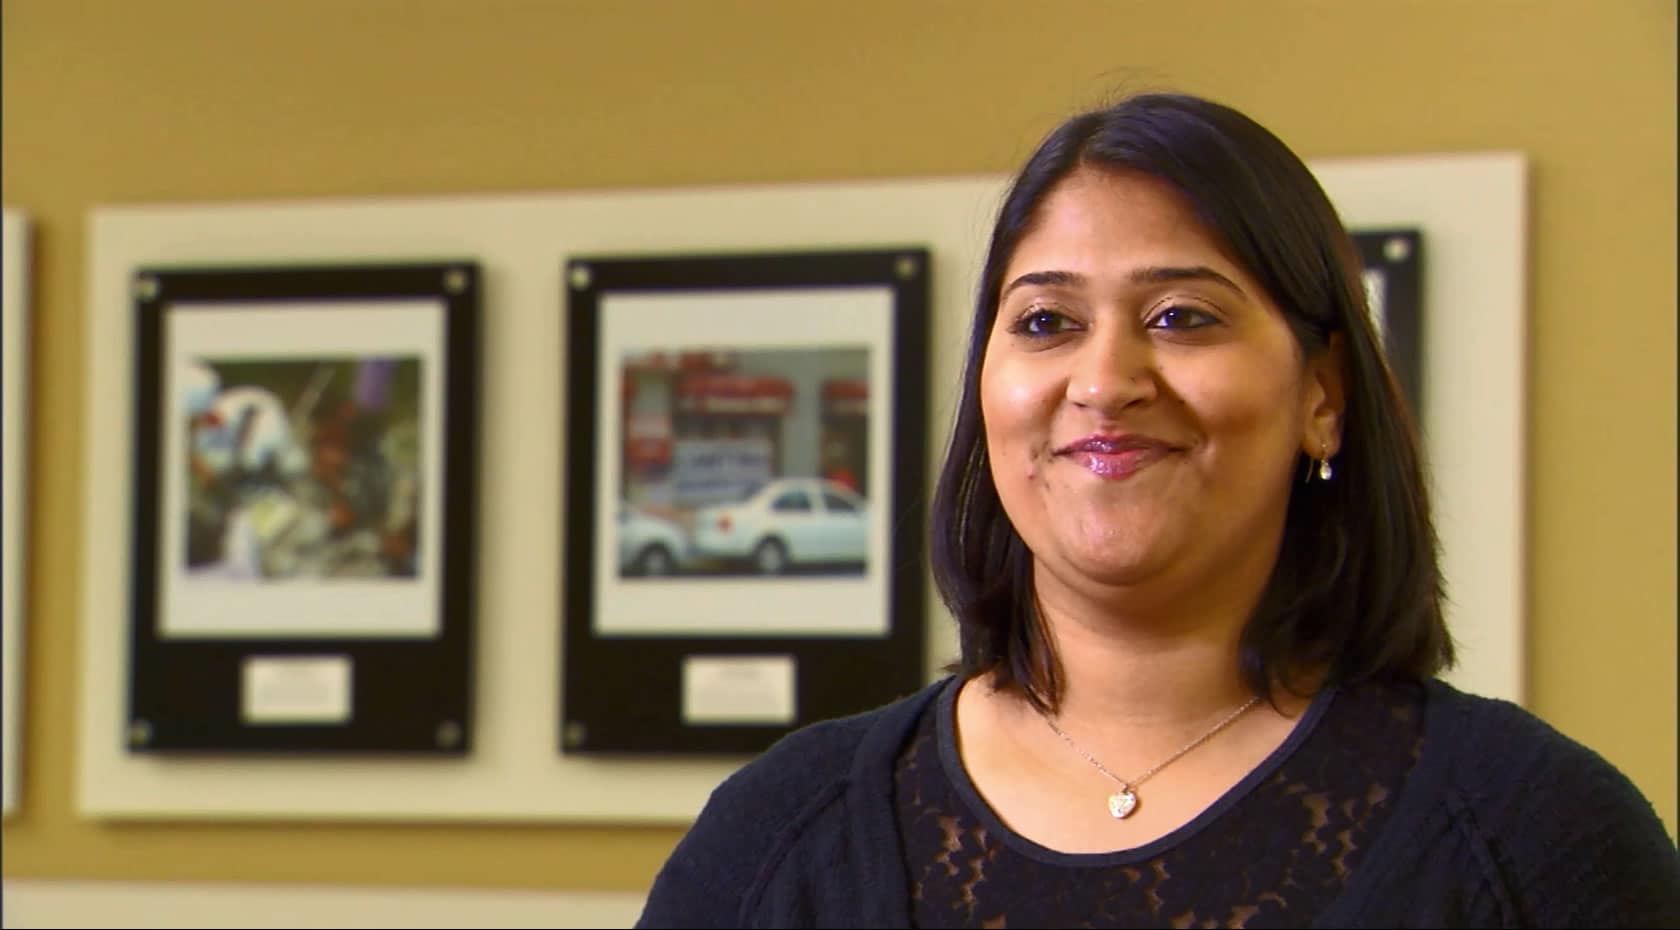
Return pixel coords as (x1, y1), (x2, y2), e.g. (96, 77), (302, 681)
(563, 251), (929, 754)
(616, 504), (689, 577)
(689, 477), (868, 575)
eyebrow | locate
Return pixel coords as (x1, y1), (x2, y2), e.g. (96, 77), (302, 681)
(1000, 265), (1247, 299)
(999, 269), (1085, 298)
(1131, 265), (1246, 296)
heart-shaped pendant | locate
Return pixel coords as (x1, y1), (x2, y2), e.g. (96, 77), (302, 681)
(1107, 789), (1138, 819)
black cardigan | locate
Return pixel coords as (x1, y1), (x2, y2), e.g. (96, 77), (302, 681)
(638, 676), (1680, 928)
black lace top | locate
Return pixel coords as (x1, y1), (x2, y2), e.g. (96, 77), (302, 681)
(893, 679), (1425, 928)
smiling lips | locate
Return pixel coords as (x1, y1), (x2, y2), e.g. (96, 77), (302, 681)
(1054, 434), (1177, 479)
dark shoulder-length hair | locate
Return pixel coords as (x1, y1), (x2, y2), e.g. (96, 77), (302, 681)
(929, 92), (1453, 711)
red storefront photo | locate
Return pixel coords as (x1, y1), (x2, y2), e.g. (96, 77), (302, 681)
(560, 249), (930, 756)
(820, 378), (869, 497)
(614, 346), (869, 579)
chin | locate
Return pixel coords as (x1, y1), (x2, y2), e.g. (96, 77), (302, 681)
(1065, 553), (1169, 588)
(1037, 534), (1177, 589)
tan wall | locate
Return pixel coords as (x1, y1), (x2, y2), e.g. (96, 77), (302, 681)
(3, 0), (1673, 893)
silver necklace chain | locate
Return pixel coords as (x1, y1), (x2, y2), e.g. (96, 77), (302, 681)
(1039, 694), (1262, 819)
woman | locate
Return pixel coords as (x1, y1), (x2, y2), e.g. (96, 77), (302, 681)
(637, 93), (1680, 927)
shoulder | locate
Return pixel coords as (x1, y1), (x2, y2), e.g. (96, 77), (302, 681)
(636, 677), (951, 928)
(706, 675), (948, 831)
(1419, 679), (1680, 924)
(729, 679), (939, 798)
(1422, 679), (1654, 807)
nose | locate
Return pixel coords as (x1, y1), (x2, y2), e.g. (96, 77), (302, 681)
(1065, 328), (1157, 413)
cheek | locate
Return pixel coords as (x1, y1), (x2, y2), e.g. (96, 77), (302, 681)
(1172, 359), (1306, 459)
(979, 355), (1058, 464)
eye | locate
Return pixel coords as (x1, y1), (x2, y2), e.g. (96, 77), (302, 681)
(1008, 305), (1078, 337)
(1146, 304), (1219, 330)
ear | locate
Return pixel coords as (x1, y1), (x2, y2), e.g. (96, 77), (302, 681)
(1301, 333), (1347, 458)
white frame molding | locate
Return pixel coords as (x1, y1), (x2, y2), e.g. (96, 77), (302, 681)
(78, 157), (1526, 822)
(1312, 153), (1529, 704)
(3, 207), (32, 818)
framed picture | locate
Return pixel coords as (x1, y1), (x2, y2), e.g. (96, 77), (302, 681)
(561, 249), (929, 755)
(1352, 228), (1424, 422)
(127, 262), (480, 753)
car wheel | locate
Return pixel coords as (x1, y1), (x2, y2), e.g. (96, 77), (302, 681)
(637, 544), (676, 577)
(752, 538), (789, 575)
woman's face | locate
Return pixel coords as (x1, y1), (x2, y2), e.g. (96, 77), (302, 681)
(980, 167), (1340, 611)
